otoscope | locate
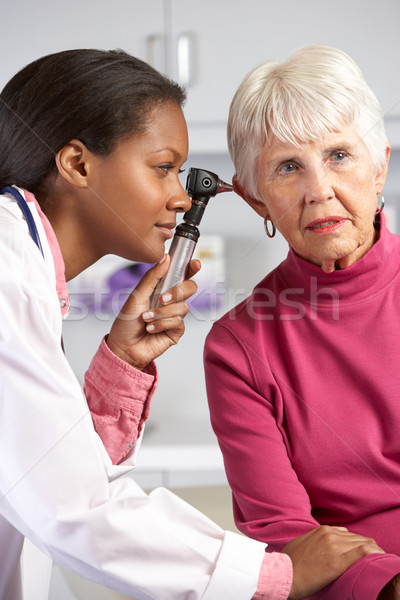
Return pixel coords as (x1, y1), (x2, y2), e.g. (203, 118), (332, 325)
(150, 168), (233, 308)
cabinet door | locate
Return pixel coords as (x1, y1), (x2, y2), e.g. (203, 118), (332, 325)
(0, 0), (164, 88)
(170, 0), (400, 124)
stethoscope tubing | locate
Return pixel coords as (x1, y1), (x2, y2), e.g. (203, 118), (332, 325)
(1, 186), (44, 257)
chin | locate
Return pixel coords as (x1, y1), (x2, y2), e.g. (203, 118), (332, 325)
(116, 247), (162, 265)
(142, 247), (165, 264)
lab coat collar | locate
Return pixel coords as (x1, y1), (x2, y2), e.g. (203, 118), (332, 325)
(22, 189), (70, 319)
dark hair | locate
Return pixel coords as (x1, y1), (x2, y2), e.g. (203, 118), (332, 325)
(0, 48), (186, 193)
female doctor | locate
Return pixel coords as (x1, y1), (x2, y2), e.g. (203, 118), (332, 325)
(0, 48), (383, 600)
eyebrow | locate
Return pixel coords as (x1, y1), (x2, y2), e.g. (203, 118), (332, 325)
(264, 155), (299, 170)
(323, 142), (355, 154)
(152, 147), (183, 158)
(266, 141), (357, 167)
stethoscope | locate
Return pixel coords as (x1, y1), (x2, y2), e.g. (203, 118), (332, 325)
(1, 186), (44, 257)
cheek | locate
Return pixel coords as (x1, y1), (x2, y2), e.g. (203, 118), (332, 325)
(259, 181), (302, 230)
(274, 201), (301, 232)
(275, 216), (303, 248)
(351, 187), (378, 223)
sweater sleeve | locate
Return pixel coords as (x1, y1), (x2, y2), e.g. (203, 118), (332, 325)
(204, 323), (400, 600)
(204, 322), (319, 545)
(84, 336), (157, 465)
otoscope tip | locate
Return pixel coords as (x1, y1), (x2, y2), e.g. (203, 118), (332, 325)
(217, 179), (234, 194)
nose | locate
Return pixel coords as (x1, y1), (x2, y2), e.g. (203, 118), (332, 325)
(167, 178), (192, 213)
(304, 169), (335, 204)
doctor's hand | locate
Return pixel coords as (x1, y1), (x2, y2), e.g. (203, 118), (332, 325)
(106, 255), (200, 371)
(283, 525), (385, 600)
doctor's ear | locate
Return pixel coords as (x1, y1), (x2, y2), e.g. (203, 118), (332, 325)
(55, 140), (91, 188)
(232, 174), (269, 218)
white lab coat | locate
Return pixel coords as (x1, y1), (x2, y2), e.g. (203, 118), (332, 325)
(0, 190), (266, 600)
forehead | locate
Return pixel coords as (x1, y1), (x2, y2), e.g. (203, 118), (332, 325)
(146, 103), (187, 137)
(132, 102), (188, 156)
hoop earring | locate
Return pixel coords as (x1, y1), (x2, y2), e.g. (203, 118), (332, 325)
(264, 218), (276, 238)
(376, 192), (385, 214)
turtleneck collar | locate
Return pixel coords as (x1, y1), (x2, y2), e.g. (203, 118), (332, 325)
(277, 215), (400, 306)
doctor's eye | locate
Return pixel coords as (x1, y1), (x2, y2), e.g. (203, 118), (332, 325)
(159, 164), (185, 175)
(159, 163), (173, 173)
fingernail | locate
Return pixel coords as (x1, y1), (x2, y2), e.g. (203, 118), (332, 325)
(158, 254), (167, 264)
(161, 292), (172, 304)
(142, 311), (154, 320)
(146, 324), (155, 332)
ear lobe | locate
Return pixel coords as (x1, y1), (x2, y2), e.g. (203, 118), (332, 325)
(55, 140), (90, 188)
(232, 174), (269, 218)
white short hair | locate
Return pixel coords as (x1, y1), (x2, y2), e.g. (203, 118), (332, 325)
(228, 45), (389, 200)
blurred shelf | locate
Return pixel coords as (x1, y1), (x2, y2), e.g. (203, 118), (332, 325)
(131, 418), (227, 489)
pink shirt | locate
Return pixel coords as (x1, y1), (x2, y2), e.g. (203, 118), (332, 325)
(205, 217), (400, 599)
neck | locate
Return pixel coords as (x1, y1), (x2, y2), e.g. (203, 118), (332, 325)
(37, 185), (102, 281)
(318, 225), (379, 274)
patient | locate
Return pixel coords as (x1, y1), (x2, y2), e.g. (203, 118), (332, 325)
(204, 45), (400, 599)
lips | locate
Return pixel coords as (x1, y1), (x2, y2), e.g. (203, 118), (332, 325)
(306, 217), (347, 233)
(156, 222), (176, 239)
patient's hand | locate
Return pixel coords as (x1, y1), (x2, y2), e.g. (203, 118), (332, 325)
(283, 525), (385, 600)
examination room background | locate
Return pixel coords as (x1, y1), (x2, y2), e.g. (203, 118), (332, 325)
(1, 1), (400, 598)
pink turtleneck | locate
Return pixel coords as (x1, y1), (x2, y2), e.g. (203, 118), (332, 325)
(205, 217), (400, 599)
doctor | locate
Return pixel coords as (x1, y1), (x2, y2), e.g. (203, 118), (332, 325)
(0, 48), (383, 600)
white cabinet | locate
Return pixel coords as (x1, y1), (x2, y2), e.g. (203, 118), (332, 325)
(1, 0), (399, 151)
(0, 0), (164, 87)
(168, 0), (400, 130)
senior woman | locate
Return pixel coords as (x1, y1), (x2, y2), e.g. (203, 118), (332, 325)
(204, 45), (400, 600)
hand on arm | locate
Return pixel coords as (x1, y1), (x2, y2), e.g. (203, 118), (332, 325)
(106, 255), (200, 370)
(283, 525), (385, 600)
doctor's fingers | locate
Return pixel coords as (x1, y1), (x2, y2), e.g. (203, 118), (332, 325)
(123, 257), (199, 313)
(185, 258), (201, 280)
(124, 255), (171, 309)
(142, 301), (190, 334)
(284, 526), (385, 600)
(323, 527), (385, 555)
(156, 276), (198, 308)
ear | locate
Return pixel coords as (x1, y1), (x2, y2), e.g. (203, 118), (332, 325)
(374, 144), (391, 191)
(232, 174), (270, 218)
(55, 140), (91, 189)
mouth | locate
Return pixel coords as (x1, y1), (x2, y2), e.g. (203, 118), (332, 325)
(306, 217), (348, 234)
(156, 222), (176, 239)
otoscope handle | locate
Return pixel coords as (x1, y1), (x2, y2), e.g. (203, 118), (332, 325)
(149, 167), (233, 309)
(150, 224), (199, 308)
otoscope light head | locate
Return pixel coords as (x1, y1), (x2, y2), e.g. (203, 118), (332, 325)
(183, 167), (233, 227)
(186, 168), (233, 199)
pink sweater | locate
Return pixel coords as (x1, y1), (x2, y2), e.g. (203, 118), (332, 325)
(205, 217), (400, 599)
